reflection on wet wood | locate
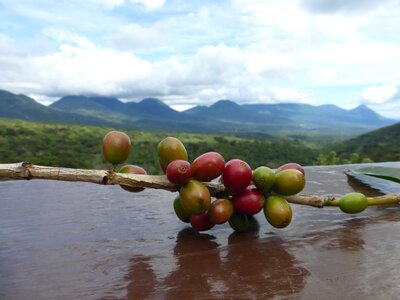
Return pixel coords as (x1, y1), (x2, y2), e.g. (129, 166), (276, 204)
(124, 225), (310, 299)
(1, 163), (400, 299)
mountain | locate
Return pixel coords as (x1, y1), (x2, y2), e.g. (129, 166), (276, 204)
(48, 93), (218, 132)
(206, 100), (251, 121)
(336, 122), (400, 162)
(51, 95), (119, 115)
(348, 105), (392, 126)
(49, 95), (203, 132)
(135, 98), (184, 119)
(0, 89), (397, 134)
(184, 105), (208, 115)
(0, 89), (52, 120)
(188, 100), (395, 133)
(243, 103), (348, 122)
(50, 95), (140, 124)
(50, 95), (191, 121)
(0, 90), (116, 126)
(241, 102), (394, 128)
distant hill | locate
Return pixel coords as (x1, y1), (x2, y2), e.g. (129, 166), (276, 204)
(184, 100), (396, 133)
(241, 102), (393, 129)
(200, 100), (258, 122)
(336, 122), (400, 162)
(0, 89), (397, 134)
(348, 105), (392, 126)
(51, 94), (220, 133)
(50, 95), (139, 123)
(50, 95), (184, 120)
(135, 98), (183, 119)
(0, 90), (116, 127)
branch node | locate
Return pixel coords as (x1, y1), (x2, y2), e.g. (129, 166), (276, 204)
(106, 169), (117, 184)
(21, 161), (33, 180)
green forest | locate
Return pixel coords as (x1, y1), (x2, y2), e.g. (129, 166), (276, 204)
(0, 118), (398, 174)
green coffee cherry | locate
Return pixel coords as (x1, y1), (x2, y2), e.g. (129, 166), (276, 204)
(339, 192), (368, 214)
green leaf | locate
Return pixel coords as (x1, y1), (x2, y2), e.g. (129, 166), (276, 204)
(352, 166), (400, 183)
(345, 169), (400, 194)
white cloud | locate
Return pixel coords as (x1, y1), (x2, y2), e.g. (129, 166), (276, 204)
(367, 100), (400, 120)
(34, 45), (155, 96)
(361, 84), (400, 119)
(362, 85), (398, 104)
(170, 104), (194, 112)
(233, 0), (309, 31)
(244, 52), (293, 77)
(129, 0), (166, 10)
(111, 24), (165, 50)
(91, 0), (165, 9)
(43, 28), (96, 49)
(0, 33), (17, 54)
(270, 87), (312, 104)
(91, 0), (125, 9)
(0, 36), (245, 100)
(0, 34), (155, 97)
(27, 94), (58, 106)
(299, 0), (391, 14)
(180, 44), (243, 85)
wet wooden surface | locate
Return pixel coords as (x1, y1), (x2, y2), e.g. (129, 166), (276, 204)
(1, 162), (399, 299)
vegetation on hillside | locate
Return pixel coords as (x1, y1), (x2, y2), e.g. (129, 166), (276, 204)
(335, 122), (400, 162)
(1, 119), (397, 174)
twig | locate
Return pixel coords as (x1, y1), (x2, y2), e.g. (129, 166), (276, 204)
(0, 162), (224, 193)
(0, 162), (399, 208)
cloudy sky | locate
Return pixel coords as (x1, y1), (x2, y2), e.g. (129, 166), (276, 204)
(1, 0), (400, 118)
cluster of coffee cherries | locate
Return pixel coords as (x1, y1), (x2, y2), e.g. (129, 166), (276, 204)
(157, 137), (306, 232)
(102, 131), (306, 232)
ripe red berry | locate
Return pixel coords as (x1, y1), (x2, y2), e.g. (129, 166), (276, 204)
(166, 160), (193, 185)
(222, 159), (252, 194)
(232, 188), (265, 216)
(190, 213), (215, 231)
(192, 152), (225, 182)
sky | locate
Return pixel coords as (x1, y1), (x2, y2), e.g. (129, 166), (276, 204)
(0, 0), (400, 119)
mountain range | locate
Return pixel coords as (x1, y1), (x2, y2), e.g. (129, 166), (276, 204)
(0, 89), (397, 134)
